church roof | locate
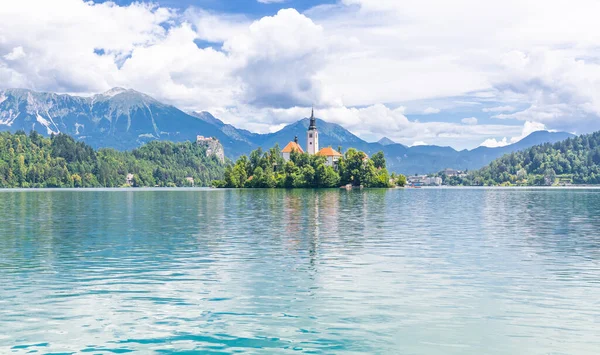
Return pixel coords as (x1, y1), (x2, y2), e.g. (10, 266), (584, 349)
(281, 141), (304, 153)
(317, 147), (343, 157)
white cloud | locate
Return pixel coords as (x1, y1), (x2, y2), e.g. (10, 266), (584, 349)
(4, 46), (25, 61)
(257, 0), (286, 3)
(461, 117), (478, 125)
(493, 103), (573, 123)
(483, 105), (516, 113)
(519, 121), (548, 138)
(479, 121), (547, 147)
(411, 141), (428, 147)
(0, 0), (173, 92)
(1, 0), (600, 148)
(479, 137), (509, 148)
(118, 23), (239, 109)
(223, 8), (337, 108)
(423, 107), (440, 114)
(215, 103), (524, 149)
(315, 0), (600, 128)
(185, 9), (251, 44)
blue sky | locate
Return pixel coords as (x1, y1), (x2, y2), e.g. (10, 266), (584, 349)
(94, 0), (335, 17)
(2, 0), (600, 149)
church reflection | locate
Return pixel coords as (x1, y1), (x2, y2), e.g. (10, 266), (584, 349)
(280, 190), (343, 270)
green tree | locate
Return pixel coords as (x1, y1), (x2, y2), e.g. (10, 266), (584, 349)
(395, 174), (407, 187)
(372, 151), (386, 169)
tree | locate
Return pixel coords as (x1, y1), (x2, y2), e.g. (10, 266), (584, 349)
(372, 151), (386, 169)
(72, 173), (82, 187)
(544, 168), (556, 186)
(395, 174), (407, 187)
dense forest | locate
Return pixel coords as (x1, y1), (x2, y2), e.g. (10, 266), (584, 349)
(213, 146), (406, 188)
(450, 131), (600, 186)
(0, 131), (226, 188)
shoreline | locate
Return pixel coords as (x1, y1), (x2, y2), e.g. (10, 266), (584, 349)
(2, 185), (600, 192)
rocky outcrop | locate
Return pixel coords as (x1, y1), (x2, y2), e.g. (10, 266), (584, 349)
(196, 136), (225, 163)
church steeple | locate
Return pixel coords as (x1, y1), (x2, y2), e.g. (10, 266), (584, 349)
(309, 106), (317, 131)
(306, 107), (319, 155)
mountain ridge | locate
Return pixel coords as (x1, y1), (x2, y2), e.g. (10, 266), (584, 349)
(377, 137), (397, 146)
(0, 87), (575, 174)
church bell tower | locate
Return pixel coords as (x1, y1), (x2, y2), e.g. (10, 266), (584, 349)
(306, 107), (319, 155)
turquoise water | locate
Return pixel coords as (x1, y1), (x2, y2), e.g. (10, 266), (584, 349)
(1, 188), (600, 354)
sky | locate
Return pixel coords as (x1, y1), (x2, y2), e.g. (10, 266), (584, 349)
(1, 0), (600, 149)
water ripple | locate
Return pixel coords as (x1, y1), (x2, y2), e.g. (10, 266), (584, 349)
(1, 188), (600, 354)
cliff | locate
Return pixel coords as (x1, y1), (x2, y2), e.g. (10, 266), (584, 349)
(196, 136), (225, 163)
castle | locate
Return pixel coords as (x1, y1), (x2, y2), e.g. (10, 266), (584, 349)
(281, 108), (342, 167)
(196, 135), (225, 163)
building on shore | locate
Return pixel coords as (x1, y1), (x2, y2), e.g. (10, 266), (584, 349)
(185, 177), (195, 186)
(408, 175), (442, 186)
(443, 168), (467, 178)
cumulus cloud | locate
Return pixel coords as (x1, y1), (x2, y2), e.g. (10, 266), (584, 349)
(224, 9), (334, 108)
(1, 0), (600, 148)
(0, 0), (173, 92)
(479, 137), (510, 148)
(461, 117), (478, 125)
(487, 49), (600, 133)
(423, 107), (441, 114)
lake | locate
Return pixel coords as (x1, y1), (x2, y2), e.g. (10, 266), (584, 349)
(1, 188), (600, 354)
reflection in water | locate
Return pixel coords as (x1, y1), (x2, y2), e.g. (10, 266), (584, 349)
(1, 188), (600, 354)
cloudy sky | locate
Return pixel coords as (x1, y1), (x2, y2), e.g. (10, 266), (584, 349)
(1, 0), (600, 149)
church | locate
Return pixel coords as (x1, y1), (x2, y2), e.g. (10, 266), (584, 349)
(281, 109), (343, 167)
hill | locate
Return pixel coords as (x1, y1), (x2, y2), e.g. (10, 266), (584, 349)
(455, 131), (600, 185)
(0, 131), (225, 188)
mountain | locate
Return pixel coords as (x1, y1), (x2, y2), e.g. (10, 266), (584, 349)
(377, 137), (396, 146)
(0, 88), (253, 157)
(255, 118), (372, 151)
(459, 130), (600, 185)
(248, 119), (574, 174)
(188, 111), (260, 146)
(0, 88), (575, 175)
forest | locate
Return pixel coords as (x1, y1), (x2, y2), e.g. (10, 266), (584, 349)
(213, 145), (406, 188)
(0, 131), (225, 188)
(452, 131), (600, 186)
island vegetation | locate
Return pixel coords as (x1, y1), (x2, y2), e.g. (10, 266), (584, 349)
(0, 131), (225, 188)
(445, 131), (600, 186)
(213, 146), (406, 188)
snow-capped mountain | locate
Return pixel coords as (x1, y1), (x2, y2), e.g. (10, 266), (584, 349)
(0, 88), (252, 155)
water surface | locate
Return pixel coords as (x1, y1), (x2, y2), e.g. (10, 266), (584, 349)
(1, 188), (600, 354)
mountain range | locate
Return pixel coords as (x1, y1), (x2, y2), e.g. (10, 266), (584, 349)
(0, 88), (574, 174)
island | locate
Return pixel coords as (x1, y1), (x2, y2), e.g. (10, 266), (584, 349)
(212, 109), (406, 189)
